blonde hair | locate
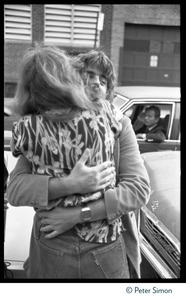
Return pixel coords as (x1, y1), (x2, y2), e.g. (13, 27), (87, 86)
(13, 43), (97, 120)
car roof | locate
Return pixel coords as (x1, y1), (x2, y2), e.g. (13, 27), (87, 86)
(115, 86), (180, 100)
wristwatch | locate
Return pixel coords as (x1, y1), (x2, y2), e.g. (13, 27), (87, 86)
(80, 205), (92, 222)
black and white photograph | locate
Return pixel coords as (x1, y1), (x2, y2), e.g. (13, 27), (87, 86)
(3, 3), (182, 298)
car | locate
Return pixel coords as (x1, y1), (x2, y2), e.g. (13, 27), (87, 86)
(113, 86), (180, 153)
(140, 150), (180, 278)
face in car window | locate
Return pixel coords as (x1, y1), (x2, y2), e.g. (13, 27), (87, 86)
(144, 109), (159, 128)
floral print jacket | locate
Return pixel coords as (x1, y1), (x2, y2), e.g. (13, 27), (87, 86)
(11, 100), (123, 243)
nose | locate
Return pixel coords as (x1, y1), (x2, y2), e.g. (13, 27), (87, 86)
(91, 75), (100, 87)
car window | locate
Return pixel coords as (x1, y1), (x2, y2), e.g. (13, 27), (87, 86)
(124, 103), (173, 139)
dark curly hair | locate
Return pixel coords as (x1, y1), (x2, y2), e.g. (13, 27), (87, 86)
(72, 50), (117, 102)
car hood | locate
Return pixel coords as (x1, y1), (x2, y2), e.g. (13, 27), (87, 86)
(141, 151), (180, 240)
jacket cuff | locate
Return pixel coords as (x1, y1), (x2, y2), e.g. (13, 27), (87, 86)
(35, 175), (50, 207)
(104, 188), (120, 224)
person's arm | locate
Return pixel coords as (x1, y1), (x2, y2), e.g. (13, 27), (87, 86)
(7, 149), (115, 207)
(136, 124), (166, 142)
(38, 198), (107, 238)
(104, 116), (151, 223)
(48, 149), (115, 200)
(7, 155), (49, 207)
(7, 116), (150, 238)
(136, 130), (166, 142)
(38, 116), (151, 239)
(145, 129), (166, 142)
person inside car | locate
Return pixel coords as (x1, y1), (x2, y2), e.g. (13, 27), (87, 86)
(135, 105), (166, 142)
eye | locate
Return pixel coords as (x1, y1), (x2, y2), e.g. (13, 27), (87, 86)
(89, 73), (95, 79)
(101, 79), (107, 86)
(86, 71), (95, 79)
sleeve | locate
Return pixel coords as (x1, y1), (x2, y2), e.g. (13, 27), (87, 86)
(11, 120), (23, 157)
(104, 116), (151, 224)
(6, 154), (49, 207)
(11, 116), (33, 158)
(146, 128), (166, 142)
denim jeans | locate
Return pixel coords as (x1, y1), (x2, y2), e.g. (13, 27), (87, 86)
(24, 214), (130, 279)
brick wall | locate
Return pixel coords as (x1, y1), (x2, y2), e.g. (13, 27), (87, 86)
(4, 43), (31, 82)
(4, 4), (113, 86)
(32, 5), (44, 43)
(99, 5), (113, 58)
(4, 4), (180, 90)
(4, 4), (45, 83)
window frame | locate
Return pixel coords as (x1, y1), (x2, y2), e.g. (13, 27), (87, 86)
(121, 100), (175, 141)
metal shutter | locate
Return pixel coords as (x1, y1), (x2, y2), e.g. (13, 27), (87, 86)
(44, 4), (101, 47)
(4, 5), (32, 41)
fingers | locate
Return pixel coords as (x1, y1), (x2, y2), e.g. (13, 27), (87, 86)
(98, 176), (115, 190)
(78, 148), (90, 164)
(89, 162), (115, 189)
(40, 225), (59, 239)
(99, 172), (116, 186)
(96, 161), (112, 172)
(102, 166), (115, 176)
(99, 182), (110, 190)
(40, 225), (53, 232)
(44, 231), (58, 239)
